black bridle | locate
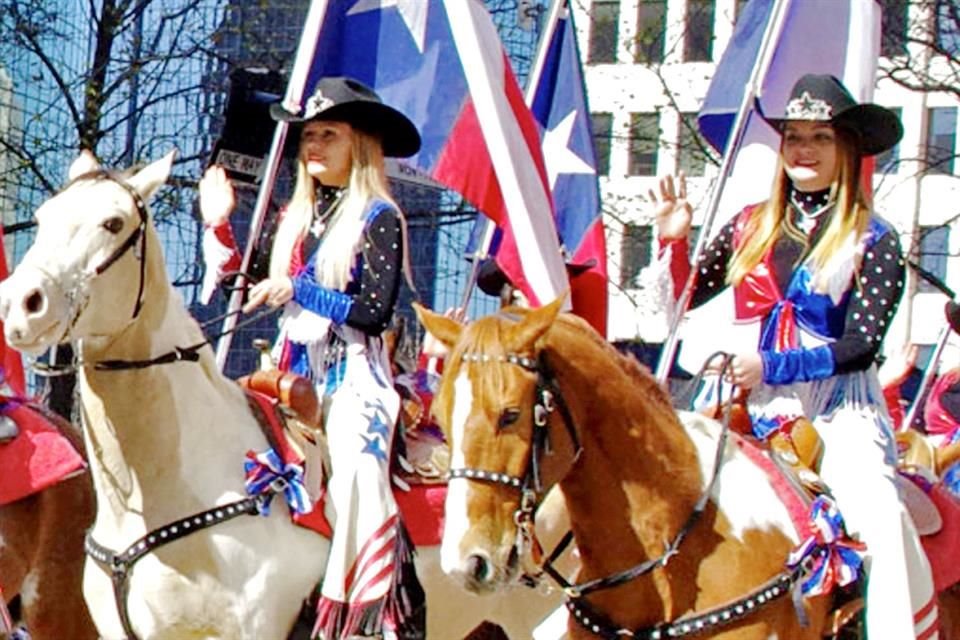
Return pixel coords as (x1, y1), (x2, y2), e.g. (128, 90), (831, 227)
(447, 351), (582, 519)
(68, 170), (150, 321)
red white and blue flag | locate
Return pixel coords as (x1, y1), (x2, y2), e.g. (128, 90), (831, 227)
(299, 0), (569, 308)
(526, 0), (607, 335)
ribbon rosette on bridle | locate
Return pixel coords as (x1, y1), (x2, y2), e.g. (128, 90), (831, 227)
(243, 448), (312, 516)
(787, 495), (865, 597)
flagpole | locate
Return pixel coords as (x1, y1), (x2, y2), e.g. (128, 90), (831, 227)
(215, 0), (330, 370)
(458, 217), (498, 311)
(654, 0), (793, 384)
(524, 0), (564, 104)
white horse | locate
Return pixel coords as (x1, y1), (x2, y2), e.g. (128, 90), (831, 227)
(0, 151), (562, 640)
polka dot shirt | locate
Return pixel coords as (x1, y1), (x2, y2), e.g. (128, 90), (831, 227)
(689, 209), (905, 374)
(343, 206), (404, 335)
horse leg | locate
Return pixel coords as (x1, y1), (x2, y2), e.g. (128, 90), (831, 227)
(937, 584), (960, 640)
(0, 496), (38, 630)
(19, 474), (96, 640)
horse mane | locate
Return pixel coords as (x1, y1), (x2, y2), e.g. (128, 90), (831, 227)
(433, 307), (679, 431)
(546, 311), (679, 419)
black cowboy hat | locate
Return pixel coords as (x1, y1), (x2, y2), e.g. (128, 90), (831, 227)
(475, 256), (598, 298)
(760, 73), (903, 156)
(270, 76), (421, 158)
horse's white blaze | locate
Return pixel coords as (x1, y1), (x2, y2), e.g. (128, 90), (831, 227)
(440, 371), (474, 575)
(19, 571), (38, 608)
(679, 411), (800, 544)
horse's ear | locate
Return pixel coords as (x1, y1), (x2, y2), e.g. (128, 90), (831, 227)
(414, 302), (462, 350)
(68, 150), (100, 181)
(128, 150), (177, 201)
(505, 293), (566, 351)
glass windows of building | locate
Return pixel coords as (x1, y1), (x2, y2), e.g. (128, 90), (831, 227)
(917, 225), (950, 293)
(875, 107), (903, 174)
(628, 112), (660, 176)
(678, 112), (709, 176)
(635, 0), (667, 63)
(588, 0), (620, 64)
(937, 0), (960, 56)
(880, 0), (909, 57)
(591, 112), (614, 176)
(620, 223), (652, 287)
(685, 0), (715, 62)
(926, 107), (958, 175)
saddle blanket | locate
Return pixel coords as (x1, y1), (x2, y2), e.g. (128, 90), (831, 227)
(736, 430), (960, 592)
(0, 402), (86, 505)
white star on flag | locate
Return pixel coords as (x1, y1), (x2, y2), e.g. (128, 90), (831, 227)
(541, 109), (595, 189)
(348, 0), (430, 54)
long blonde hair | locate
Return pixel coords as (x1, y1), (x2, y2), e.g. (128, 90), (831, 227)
(727, 126), (872, 291)
(269, 125), (412, 291)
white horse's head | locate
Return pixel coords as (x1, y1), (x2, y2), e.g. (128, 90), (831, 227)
(0, 150), (175, 354)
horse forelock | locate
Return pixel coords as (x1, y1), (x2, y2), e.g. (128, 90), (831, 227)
(434, 314), (516, 436)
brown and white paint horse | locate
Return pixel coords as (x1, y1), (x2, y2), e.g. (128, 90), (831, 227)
(0, 151), (562, 639)
(0, 406), (96, 639)
(417, 298), (960, 639)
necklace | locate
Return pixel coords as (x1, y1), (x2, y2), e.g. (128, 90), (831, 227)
(789, 189), (833, 234)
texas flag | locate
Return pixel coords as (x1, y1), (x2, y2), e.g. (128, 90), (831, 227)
(527, 0), (607, 335)
(300, 0), (569, 308)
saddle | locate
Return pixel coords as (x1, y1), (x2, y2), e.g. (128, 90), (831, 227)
(238, 369), (325, 457)
(703, 392), (825, 494)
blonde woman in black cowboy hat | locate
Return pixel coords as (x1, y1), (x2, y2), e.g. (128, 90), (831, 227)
(199, 76), (424, 640)
(649, 74), (937, 638)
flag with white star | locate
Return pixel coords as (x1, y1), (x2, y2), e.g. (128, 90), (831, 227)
(526, 0), (607, 335)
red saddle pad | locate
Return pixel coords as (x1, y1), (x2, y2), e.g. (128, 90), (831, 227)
(0, 403), (86, 505)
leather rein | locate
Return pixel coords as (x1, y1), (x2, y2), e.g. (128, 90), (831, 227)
(447, 349), (802, 638)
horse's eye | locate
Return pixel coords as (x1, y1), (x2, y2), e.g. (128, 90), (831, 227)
(102, 217), (124, 234)
(498, 408), (521, 430)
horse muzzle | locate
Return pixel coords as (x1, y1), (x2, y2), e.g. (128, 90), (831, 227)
(0, 265), (71, 354)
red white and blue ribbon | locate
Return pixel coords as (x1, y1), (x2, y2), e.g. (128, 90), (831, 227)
(243, 448), (312, 516)
(787, 495), (865, 597)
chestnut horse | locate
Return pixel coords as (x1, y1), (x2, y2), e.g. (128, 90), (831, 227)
(0, 151), (562, 639)
(417, 298), (960, 639)
(0, 405), (96, 639)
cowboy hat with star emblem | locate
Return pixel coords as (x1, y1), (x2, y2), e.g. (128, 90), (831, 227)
(270, 76), (421, 158)
(760, 73), (902, 156)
